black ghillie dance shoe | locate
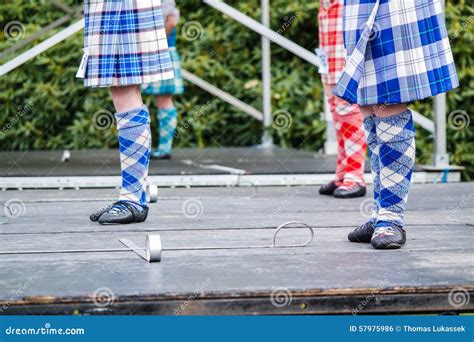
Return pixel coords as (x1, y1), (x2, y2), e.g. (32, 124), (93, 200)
(90, 204), (114, 222)
(98, 201), (149, 225)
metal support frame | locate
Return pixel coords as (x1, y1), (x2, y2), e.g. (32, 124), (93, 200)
(432, 0), (450, 169)
(0, 2), (81, 60)
(0, 170), (461, 190)
(0, 19), (84, 76)
(0, 15), (72, 60)
(260, 0), (273, 148)
(203, 0), (442, 156)
(0, 19), (264, 123)
(411, 110), (435, 133)
(182, 70), (263, 121)
(0, 0), (450, 167)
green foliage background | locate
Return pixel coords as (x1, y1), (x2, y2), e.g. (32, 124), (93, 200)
(1, 0), (473, 179)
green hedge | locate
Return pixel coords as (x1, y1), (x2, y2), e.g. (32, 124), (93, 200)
(1, 0), (473, 179)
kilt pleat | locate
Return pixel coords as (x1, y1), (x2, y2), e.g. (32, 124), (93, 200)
(142, 48), (184, 95)
(82, 0), (174, 88)
(333, 0), (459, 106)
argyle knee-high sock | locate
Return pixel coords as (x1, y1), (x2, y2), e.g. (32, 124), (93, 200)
(375, 110), (415, 227)
(330, 91), (366, 188)
(156, 108), (178, 156)
(363, 115), (380, 222)
(337, 113), (367, 187)
(333, 120), (346, 185)
(115, 105), (151, 207)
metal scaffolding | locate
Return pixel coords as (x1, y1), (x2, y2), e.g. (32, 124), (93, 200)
(0, 0), (452, 168)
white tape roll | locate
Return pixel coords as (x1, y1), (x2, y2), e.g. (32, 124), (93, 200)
(146, 234), (162, 262)
(147, 184), (159, 203)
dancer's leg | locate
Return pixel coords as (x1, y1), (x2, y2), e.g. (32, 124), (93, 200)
(319, 84), (346, 195)
(331, 95), (367, 199)
(154, 95), (178, 159)
(371, 104), (415, 249)
(92, 85), (152, 224)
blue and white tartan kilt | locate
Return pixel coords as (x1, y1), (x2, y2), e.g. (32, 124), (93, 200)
(333, 0), (459, 106)
(142, 48), (184, 95)
(82, 0), (174, 88)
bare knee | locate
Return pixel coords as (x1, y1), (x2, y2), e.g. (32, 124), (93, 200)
(372, 104), (408, 118)
(359, 105), (376, 118)
(110, 85), (143, 113)
(156, 95), (174, 109)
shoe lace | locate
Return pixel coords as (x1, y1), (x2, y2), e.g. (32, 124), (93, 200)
(373, 227), (396, 237)
(92, 204), (111, 217)
(108, 202), (130, 215)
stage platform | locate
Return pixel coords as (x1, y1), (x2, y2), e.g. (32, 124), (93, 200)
(0, 183), (472, 315)
(0, 148), (461, 189)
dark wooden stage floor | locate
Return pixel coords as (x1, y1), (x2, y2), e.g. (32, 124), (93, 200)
(1, 148), (370, 176)
(0, 183), (473, 315)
